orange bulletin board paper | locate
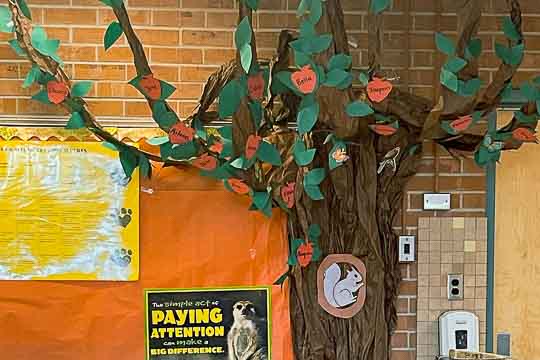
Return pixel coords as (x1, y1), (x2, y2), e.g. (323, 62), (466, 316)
(0, 164), (293, 360)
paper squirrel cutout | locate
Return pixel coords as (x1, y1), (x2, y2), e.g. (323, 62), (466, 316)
(323, 263), (364, 308)
(317, 254), (367, 318)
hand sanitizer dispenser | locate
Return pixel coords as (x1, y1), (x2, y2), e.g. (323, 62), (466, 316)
(439, 311), (479, 357)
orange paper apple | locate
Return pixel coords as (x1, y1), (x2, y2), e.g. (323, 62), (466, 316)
(291, 65), (317, 94)
(47, 81), (69, 104)
(513, 127), (537, 142)
(280, 182), (295, 208)
(227, 178), (250, 195)
(209, 141), (224, 154)
(370, 124), (398, 136)
(450, 115), (473, 132)
(247, 72), (265, 100)
(367, 77), (393, 103)
(296, 242), (314, 267)
(140, 74), (161, 100)
(192, 153), (218, 171)
(245, 135), (262, 159)
(169, 122), (195, 144)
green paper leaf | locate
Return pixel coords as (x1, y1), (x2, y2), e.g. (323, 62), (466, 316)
(444, 57), (467, 73)
(8, 39), (25, 57)
(464, 38), (482, 60)
(358, 72), (369, 86)
(257, 141), (282, 166)
(324, 69), (350, 87)
(219, 79), (243, 119)
(346, 101), (374, 117)
(235, 16), (252, 48)
(203, 162), (236, 180)
(520, 81), (539, 101)
(537, 100), (540, 116)
(299, 20), (316, 39)
(31, 89), (51, 104)
(139, 154), (151, 179)
(65, 112), (85, 129)
(501, 82), (513, 100)
(457, 78), (482, 97)
(328, 53), (352, 71)
(370, 0), (391, 14)
(304, 185), (324, 200)
(248, 101), (263, 130)
(71, 81), (93, 98)
(119, 149), (138, 178)
(22, 65), (41, 88)
(435, 32), (455, 56)
(31, 26), (61, 63)
(273, 271), (290, 286)
(290, 34), (333, 55)
(218, 125), (233, 140)
(230, 155), (255, 170)
(293, 139), (316, 166)
(240, 43), (252, 74)
(243, 0), (259, 10)
(104, 21), (123, 50)
(152, 101), (177, 129)
(275, 71), (300, 95)
(335, 73), (353, 90)
(502, 16), (521, 42)
(297, 0), (312, 16)
(252, 191), (272, 217)
(474, 144), (500, 167)
(308, 224), (321, 241)
(440, 68), (459, 92)
(146, 136), (169, 146)
(515, 111), (537, 125)
(309, 0), (322, 24)
(297, 102), (320, 135)
(294, 50), (312, 67)
(170, 142), (198, 160)
(99, 0), (124, 8)
(329, 141), (347, 170)
(304, 167), (325, 185)
(495, 42), (524, 66)
(0, 6), (13, 33)
(159, 80), (176, 100)
(16, 0), (32, 20)
(102, 141), (119, 151)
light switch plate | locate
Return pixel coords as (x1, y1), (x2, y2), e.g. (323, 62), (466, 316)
(398, 235), (415, 262)
(423, 193), (451, 210)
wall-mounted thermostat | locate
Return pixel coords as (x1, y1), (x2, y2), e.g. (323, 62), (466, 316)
(398, 236), (415, 262)
(423, 193), (451, 210)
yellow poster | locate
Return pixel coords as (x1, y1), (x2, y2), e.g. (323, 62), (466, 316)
(0, 141), (139, 281)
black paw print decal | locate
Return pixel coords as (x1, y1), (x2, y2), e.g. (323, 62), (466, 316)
(118, 208), (132, 228)
(111, 248), (133, 267)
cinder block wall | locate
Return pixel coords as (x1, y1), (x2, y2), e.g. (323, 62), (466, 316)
(1, 1), (539, 359)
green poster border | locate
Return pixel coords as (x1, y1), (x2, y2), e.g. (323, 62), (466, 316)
(144, 285), (273, 360)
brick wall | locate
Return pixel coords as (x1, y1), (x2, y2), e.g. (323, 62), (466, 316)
(1, 1), (540, 359)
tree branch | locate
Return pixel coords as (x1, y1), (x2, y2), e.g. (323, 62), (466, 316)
(112, 3), (179, 132)
(367, 0), (383, 74)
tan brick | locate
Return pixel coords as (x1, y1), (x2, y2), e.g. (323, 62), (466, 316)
(206, 11), (240, 29)
(74, 64), (126, 81)
(87, 99), (124, 116)
(182, 30), (232, 47)
(44, 8), (97, 25)
(58, 46), (97, 62)
(204, 48), (236, 64)
(391, 333), (408, 348)
(180, 65), (218, 82)
(99, 9), (150, 26)
(136, 29), (179, 46)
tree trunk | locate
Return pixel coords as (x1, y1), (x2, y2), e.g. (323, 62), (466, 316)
(289, 133), (419, 360)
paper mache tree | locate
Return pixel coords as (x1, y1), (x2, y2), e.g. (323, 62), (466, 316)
(1, 0), (538, 358)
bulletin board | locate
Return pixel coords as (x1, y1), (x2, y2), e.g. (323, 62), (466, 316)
(0, 141), (139, 281)
(0, 152), (293, 360)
